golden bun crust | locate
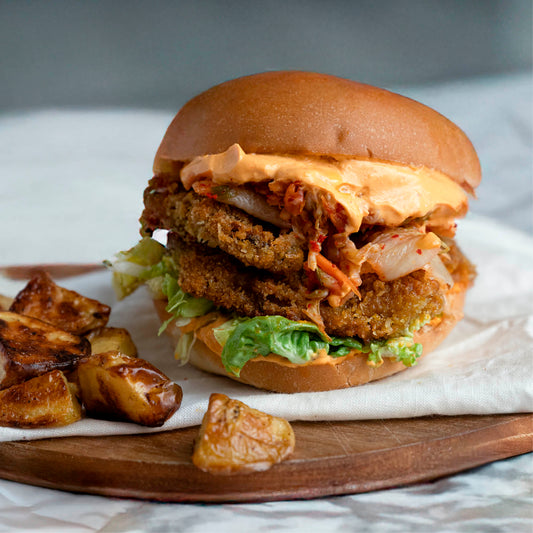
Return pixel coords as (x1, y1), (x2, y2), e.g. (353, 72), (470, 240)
(154, 71), (481, 192)
(153, 285), (466, 393)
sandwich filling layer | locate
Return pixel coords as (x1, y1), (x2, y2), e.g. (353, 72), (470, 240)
(180, 144), (469, 235)
(112, 147), (475, 374)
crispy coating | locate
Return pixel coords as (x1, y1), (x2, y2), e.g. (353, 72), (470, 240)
(142, 182), (305, 274)
(169, 237), (446, 342)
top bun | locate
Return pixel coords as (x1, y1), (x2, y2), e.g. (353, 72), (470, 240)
(154, 71), (481, 192)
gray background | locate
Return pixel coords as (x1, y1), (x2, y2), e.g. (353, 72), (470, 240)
(1, 0), (531, 111)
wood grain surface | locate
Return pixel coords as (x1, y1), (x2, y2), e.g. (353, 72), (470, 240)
(0, 263), (105, 280)
(0, 414), (531, 502)
(0, 265), (531, 502)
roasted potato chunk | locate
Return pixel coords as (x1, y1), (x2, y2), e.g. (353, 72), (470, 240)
(192, 393), (295, 475)
(0, 294), (13, 311)
(86, 327), (138, 357)
(0, 311), (90, 390)
(0, 370), (82, 428)
(9, 271), (110, 335)
(77, 351), (182, 427)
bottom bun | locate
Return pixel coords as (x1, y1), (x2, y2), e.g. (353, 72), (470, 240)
(153, 284), (466, 393)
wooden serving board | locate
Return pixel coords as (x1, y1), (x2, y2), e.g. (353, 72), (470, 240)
(0, 414), (531, 502)
(0, 264), (531, 502)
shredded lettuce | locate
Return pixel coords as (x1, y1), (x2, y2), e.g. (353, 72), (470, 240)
(214, 315), (422, 377)
(367, 336), (423, 367)
(104, 237), (167, 299)
(105, 237), (214, 331)
(174, 331), (196, 365)
(158, 275), (214, 334)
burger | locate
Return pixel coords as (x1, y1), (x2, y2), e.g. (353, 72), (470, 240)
(109, 71), (480, 393)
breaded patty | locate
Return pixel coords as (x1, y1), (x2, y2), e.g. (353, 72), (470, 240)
(142, 181), (305, 274)
(143, 179), (472, 342)
(168, 235), (447, 342)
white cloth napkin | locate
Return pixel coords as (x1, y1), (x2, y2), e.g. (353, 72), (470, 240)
(0, 215), (531, 442)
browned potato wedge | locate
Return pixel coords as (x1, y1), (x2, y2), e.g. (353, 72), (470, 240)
(0, 311), (90, 390)
(86, 327), (138, 357)
(192, 393), (295, 475)
(0, 370), (82, 428)
(0, 294), (13, 312)
(77, 351), (182, 427)
(9, 271), (110, 335)
(69, 325), (139, 393)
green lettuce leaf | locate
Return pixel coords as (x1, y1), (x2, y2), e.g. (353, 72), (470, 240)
(158, 275), (214, 334)
(104, 237), (167, 299)
(173, 330), (196, 365)
(214, 315), (422, 377)
(367, 336), (423, 367)
(217, 316), (334, 375)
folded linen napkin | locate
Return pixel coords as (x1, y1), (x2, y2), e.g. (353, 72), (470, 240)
(0, 215), (531, 442)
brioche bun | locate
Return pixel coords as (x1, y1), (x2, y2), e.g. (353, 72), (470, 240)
(153, 284), (466, 393)
(153, 71), (481, 192)
(145, 71), (478, 393)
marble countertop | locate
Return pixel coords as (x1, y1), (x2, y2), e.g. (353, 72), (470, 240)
(0, 72), (531, 531)
(0, 453), (530, 532)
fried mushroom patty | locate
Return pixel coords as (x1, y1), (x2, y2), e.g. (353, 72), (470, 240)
(142, 180), (305, 274)
(168, 235), (446, 342)
(142, 179), (471, 343)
